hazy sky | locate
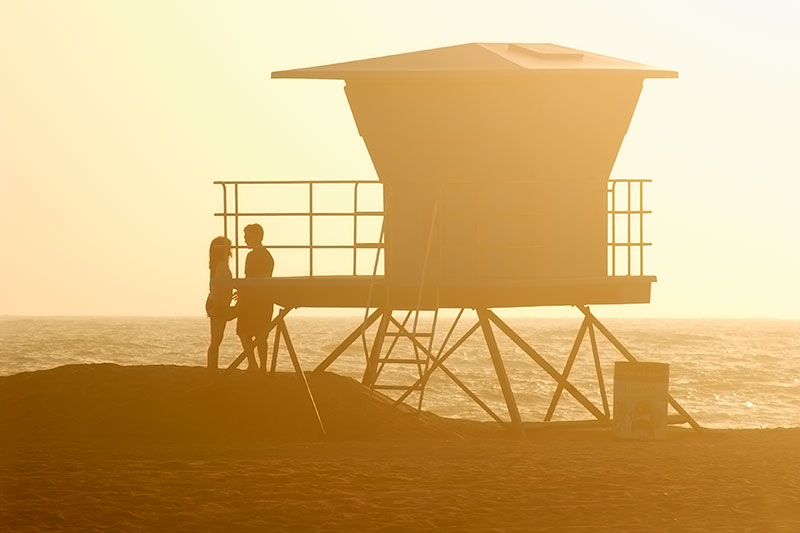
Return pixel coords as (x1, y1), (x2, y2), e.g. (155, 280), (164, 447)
(1, 1), (798, 318)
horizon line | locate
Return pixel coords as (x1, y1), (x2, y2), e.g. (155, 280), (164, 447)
(2, 313), (799, 321)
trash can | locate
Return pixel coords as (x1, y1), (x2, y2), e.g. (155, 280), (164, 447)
(613, 362), (669, 440)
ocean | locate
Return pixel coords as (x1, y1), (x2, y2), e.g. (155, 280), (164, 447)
(1, 315), (798, 429)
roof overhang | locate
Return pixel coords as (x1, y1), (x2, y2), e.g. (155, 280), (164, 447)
(271, 43), (678, 81)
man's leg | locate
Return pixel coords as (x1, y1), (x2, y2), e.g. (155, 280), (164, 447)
(238, 333), (258, 370)
(237, 314), (258, 370)
(256, 332), (269, 372)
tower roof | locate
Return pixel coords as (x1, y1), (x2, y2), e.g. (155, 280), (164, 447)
(271, 43), (677, 80)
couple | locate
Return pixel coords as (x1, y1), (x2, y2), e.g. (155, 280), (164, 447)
(206, 223), (274, 371)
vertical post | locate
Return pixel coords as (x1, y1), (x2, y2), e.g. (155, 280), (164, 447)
(308, 182), (314, 277)
(627, 180), (631, 276)
(477, 308), (525, 437)
(612, 181), (617, 276)
(353, 183), (358, 276)
(362, 308), (390, 386)
(639, 181), (645, 275)
(222, 184), (228, 240)
(234, 183), (240, 277)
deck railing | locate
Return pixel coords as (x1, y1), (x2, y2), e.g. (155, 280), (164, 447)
(214, 180), (384, 278)
(608, 179), (652, 276)
(215, 178), (651, 279)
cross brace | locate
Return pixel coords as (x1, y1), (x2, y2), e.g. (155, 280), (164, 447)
(311, 305), (702, 435)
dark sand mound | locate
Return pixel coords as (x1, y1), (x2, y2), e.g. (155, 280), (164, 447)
(3, 365), (800, 530)
(0, 364), (458, 446)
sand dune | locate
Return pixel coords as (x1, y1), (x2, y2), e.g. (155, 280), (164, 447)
(2, 364), (799, 531)
(0, 363), (455, 446)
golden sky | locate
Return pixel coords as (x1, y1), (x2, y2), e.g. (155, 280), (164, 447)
(1, 1), (798, 317)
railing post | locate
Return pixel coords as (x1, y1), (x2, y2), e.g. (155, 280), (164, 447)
(611, 181), (616, 276)
(353, 183), (358, 276)
(627, 180), (632, 275)
(639, 180), (645, 275)
(234, 183), (240, 277)
(308, 182), (313, 276)
(607, 179), (650, 278)
(213, 179), (384, 278)
(221, 183), (228, 240)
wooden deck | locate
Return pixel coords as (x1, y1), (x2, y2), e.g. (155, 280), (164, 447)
(233, 275), (656, 309)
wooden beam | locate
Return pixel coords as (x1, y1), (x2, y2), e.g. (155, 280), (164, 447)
(393, 320), (481, 405)
(437, 363), (506, 425)
(269, 325), (281, 373)
(477, 308), (525, 438)
(385, 317), (509, 423)
(544, 317), (590, 421)
(278, 319), (326, 438)
(362, 308), (391, 386)
(576, 305), (703, 431)
(416, 308), (462, 413)
(313, 307), (382, 373)
(487, 310), (606, 421)
(588, 322), (610, 418)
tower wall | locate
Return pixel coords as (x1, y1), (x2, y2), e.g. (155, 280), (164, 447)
(344, 76), (644, 285)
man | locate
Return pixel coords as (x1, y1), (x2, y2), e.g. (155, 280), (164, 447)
(236, 223), (274, 371)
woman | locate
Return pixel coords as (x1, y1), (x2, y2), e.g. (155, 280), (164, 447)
(206, 236), (236, 370)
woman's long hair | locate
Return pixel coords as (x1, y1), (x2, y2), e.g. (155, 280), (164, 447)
(208, 236), (232, 271)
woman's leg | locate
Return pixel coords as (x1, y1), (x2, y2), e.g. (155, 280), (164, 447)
(207, 317), (226, 370)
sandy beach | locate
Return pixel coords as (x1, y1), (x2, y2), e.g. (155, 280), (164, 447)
(2, 364), (799, 531)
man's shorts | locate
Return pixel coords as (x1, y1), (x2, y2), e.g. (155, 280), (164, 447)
(236, 303), (274, 339)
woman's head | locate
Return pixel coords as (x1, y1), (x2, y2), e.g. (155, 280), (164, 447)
(208, 236), (232, 269)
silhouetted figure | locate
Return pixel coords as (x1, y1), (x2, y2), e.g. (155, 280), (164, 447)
(236, 224), (274, 371)
(206, 236), (236, 370)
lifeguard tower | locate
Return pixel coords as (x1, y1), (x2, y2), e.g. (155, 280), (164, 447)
(216, 43), (700, 434)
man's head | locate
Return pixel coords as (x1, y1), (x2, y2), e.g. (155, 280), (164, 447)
(243, 224), (264, 248)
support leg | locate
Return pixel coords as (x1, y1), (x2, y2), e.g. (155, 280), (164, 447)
(257, 304), (273, 372)
(362, 309), (390, 386)
(544, 317), (590, 421)
(588, 322), (610, 418)
(477, 308), (525, 438)
(278, 319), (326, 438)
(269, 325), (281, 373)
(576, 305), (702, 431)
(487, 310), (606, 421)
